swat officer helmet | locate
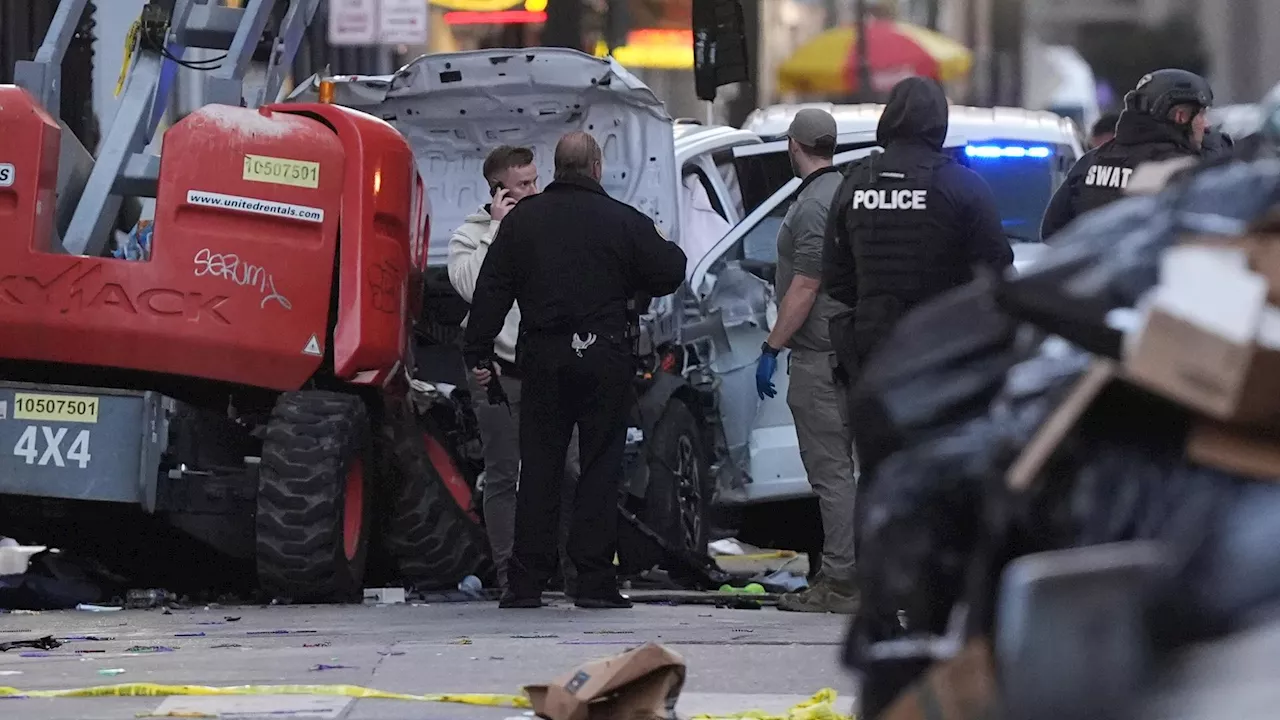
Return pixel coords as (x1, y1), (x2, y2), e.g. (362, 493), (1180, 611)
(1125, 69), (1214, 123)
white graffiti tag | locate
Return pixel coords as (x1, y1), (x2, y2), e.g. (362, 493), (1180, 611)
(193, 248), (292, 310)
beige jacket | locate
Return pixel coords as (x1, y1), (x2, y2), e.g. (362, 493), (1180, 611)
(448, 206), (520, 364)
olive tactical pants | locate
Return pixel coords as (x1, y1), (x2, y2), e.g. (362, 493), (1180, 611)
(786, 348), (859, 584)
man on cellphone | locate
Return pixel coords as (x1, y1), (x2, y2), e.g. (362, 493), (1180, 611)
(448, 145), (579, 594)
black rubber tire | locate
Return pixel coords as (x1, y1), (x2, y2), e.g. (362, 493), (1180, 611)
(618, 400), (714, 575)
(384, 398), (496, 590)
(256, 391), (372, 604)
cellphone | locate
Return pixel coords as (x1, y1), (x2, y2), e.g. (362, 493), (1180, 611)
(491, 182), (506, 195)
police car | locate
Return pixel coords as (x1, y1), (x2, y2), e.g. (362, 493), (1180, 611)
(663, 102), (1084, 511)
(741, 102), (1086, 273)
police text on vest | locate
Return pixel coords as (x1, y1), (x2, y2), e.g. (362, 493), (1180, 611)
(1084, 165), (1133, 189)
(851, 189), (928, 210)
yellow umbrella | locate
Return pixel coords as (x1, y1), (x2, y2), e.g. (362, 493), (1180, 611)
(778, 22), (972, 96)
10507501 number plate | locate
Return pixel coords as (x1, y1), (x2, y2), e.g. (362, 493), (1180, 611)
(0, 383), (166, 507)
(13, 393), (100, 423)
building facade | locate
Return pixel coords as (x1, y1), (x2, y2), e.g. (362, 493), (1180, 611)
(1026, 0), (1280, 105)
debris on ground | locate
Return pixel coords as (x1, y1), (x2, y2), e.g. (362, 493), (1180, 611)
(717, 583), (766, 595)
(457, 576), (485, 599)
(362, 587), (406, 605)
(754, 569), (808, 593)
(126, 589), (176, 610)
(0, 636), (60, 653)
(309, 664), (356, 672)
(97, 668), (126, 676)
(524, 642), (685, 720)
(708, 539), (762, 557)
(75, 604), (122, 612)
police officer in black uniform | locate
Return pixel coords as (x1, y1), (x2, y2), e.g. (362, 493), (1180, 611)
(464, 131), (687, 610)
(823, 76), (1013, 383)
(1041, 69), (1214, 240)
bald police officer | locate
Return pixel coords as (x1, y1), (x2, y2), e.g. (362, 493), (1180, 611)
(465, 132), (686, 610)
(755, 109), (859, 615)
(824, 75), (1012, 419)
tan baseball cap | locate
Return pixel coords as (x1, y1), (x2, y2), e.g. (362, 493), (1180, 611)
(787, 108), (838, 149)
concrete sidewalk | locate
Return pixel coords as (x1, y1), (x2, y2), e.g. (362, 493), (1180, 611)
(0, 598), (856, 719)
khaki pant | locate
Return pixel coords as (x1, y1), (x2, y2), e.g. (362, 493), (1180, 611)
(786, 348), (859, 584)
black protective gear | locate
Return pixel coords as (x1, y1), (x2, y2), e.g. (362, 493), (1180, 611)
(1125, 69), (1213, 123)
(822, 77), (1012, 373)
(1042, 71), (1214, 240)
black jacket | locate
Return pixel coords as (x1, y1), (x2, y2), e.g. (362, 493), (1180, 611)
(822, 77), (1012, 364)
(1041, 110), (1201, 240)
(463, 175), (687, 367)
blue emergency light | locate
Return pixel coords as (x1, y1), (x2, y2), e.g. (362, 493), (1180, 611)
(965, 144), (1053, 159)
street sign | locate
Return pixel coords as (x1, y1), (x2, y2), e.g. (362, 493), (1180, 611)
(378, 0), (430, 45)
(328, 0), (378, 45)
(329, 0), (429, 46)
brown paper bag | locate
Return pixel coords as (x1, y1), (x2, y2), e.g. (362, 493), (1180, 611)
(523, 642), (686, 720)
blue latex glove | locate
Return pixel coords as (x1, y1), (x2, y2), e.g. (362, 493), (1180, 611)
(756, 351), (778, 399)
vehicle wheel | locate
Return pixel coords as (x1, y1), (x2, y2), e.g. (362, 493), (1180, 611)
(256, 391), (372, 603)
(384, 399), (495, 590)
(619, 400), (713, 575)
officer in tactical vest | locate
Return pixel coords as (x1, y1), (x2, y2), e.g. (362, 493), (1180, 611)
(823, 76), (1013, 384)
(1041, 69), (1213, 240)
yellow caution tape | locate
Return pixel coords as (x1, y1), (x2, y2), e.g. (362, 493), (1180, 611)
(115, 18), (142, 96)
(690, 688), (853, 720)
(0, 683), (846, 720)
(0, 683), (530, 709)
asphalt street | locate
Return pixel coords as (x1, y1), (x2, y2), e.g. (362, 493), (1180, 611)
(0, 596), (856, 719)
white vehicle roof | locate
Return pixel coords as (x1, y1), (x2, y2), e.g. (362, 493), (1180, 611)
(671, 122), (762, 167)
(288, 48), (679, 269)
(743, 102), (1084, 154)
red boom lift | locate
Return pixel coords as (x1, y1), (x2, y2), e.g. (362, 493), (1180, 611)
(0, 0), (492, 602)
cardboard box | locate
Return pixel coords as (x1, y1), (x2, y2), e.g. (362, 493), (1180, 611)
(524, 642), (685, 720)
(1184, 234), (1280, 305)
(1124, 245), (1280, 425)
(1186, 421), (1280, 480)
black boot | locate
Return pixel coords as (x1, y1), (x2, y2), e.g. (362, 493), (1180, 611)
(498, 593), (544, 609)
(575, 592), (633, 609)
